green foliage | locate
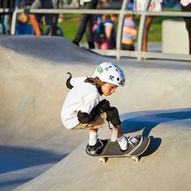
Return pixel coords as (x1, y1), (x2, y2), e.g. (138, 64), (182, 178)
(42, 9), (182, 43)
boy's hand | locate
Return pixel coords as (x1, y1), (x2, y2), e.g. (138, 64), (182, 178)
(91, 99), (111, 116)
(99, 99), (111, 112)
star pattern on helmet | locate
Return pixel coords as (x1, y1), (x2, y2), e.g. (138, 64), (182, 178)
(109, 75), (114, 81)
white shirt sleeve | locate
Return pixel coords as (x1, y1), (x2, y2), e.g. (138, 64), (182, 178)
(79, 93), (99, 114)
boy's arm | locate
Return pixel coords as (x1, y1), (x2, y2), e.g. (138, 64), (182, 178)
(77, 99), (111, 123)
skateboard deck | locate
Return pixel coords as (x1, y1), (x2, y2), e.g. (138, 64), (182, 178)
(86, 136), (150, 163)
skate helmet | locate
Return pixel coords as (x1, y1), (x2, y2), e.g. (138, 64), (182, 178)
(94, 62), (125, 87)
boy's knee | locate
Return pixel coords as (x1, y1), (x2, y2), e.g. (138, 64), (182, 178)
(106, 107), (121, 127)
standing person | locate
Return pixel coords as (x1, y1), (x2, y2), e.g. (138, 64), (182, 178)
(92, 16), (105, 48)
(134, 0), (163, 52)
(100, 14), (117, 49)
(29, 0), (59, 36)
(92, 0), (104, 48)
(180, 0), (191, 54)
(122, 15), (137, 51)
(61, 62), (143, 154)
(72, 0), (98, 49)
(0, 0), (16, 34)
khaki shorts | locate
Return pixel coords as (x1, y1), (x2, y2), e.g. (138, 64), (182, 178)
(72, 113), (106, 130)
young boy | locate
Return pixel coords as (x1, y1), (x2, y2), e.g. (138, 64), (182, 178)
(61, 62), (142, 154)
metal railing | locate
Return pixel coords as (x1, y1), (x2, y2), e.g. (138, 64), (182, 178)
(1, 0), (191, 61)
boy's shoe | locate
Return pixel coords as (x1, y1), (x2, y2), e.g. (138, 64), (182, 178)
(86, 139), (104, 155)
(121, 135), (143, 155)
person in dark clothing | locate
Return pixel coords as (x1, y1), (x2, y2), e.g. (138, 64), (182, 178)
(72, 0), (98, 49)
(29, 0), (59, 36)
(0, 0), (16, 34)
(180, 0), (191, 54)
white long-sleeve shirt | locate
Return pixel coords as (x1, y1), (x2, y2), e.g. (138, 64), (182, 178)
(61, 77), (100, 129)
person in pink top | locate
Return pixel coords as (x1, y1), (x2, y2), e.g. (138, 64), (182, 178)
(122, 15), (137, 51)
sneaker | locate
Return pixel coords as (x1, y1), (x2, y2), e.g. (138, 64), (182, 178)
(86, 139), (104, 155)
(121, 135), (143, 155)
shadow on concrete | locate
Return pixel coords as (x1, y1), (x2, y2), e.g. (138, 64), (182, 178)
(0, 145), (67, 174)
(121, 108), (191, 158)
(0, 178), (32, 191)
(121, 108), (191, 136)
(141, 136), (162, 159)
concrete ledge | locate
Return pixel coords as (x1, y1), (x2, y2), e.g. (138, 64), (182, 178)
(162, 19), (189, 54)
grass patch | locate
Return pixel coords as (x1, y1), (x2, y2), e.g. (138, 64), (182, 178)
(42, 8), (182, 43)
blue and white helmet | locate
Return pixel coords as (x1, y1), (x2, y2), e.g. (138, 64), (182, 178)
(94, 62), (125, 87)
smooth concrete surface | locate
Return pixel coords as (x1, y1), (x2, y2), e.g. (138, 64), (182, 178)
(0, 36), (191, 191)
(162, 20), (189, 54)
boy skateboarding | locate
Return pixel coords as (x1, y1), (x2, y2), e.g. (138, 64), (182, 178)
(61, 62), (143, 155)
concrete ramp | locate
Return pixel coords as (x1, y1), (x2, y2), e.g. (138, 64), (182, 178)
(14, 115), (191, 191)
(0, 36), (191, 191)
(0, 36), (105, 190)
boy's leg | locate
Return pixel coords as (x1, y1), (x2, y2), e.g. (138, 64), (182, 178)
(89, 129), (98, 146)
(106, 107), (127, 150)
(110, 124), (142, 152)
(72, 114), (106, 154)
(110, 125), (128, 150)
(87, 128), (104, 154)
(86, 114), (106, 154)
(106, 107), (142, 152)
(110, 124), (122, 140)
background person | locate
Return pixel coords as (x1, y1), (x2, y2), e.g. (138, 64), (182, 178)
(100, 14), (117, 49)
(72, 0), (98, 49)
(0, 0), (16, 34)
(29, 0), (59, 36)
(122, 14), (137, 51)
(180, 0), (191, 54)
(134, 0), (163, 52)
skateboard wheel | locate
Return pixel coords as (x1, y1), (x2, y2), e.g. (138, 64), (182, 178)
(99, 157), (107, 163)
(131, 156), (139, 162)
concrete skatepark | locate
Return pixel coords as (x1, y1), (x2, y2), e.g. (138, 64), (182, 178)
(0, 36), (191, 191)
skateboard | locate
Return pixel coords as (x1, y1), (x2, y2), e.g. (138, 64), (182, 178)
(85, 136), (150, 163)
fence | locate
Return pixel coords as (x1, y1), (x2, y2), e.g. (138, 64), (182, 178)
(1, 0), (191, 61)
